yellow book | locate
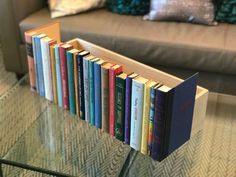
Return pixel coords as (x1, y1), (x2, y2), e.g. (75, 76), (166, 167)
(50, 44), (58, 104)
(141, 80), (157, 155)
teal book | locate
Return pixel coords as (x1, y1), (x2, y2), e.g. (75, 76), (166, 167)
(115, 73), (127, 141)
(89, 58), (100, 125)
(66, 49), (77, 114)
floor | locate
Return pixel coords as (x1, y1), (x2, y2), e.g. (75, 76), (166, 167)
(0, 46), (236, 177)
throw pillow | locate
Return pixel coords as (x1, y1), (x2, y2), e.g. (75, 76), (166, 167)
(49, 0), (106, 18)
(216, 0), (236, 23)
(106, 0), (150, 15)
(144, 0), (217, 25)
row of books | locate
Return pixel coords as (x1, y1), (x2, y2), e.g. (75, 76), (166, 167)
(25, 26), (197, 161)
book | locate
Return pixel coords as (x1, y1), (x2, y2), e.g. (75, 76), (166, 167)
(148, 83), (162, 155)
(89, 58), (100, 125)
(60, 44), (73, 110)
(83, 55), (96, 122)
(151, 85), (171, 161)
(41, 37), (56, 101)
(140, 81), (157, 155)
(115, 73), (127, 141)
(101, 63), (113, 132)
(109, 65), (123, 136)
(130, 76), (148, 151)
(50, 43), (58, 104)
(24, 31), (37, 91)
(67, 49), (80, 114)
(35, 34), (47, 97)
(94, 59), (105, 128)
(162, 74), (198, 159)
(32, 34), (39, 93)
(77, 51), (90, 120)
(124, 73), (139, 145)
(54, 43), (63, 107)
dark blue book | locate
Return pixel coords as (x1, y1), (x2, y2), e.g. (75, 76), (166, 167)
(77, 51), (90, 120)
(35, 34), (47, 97)
(124, 73), (138, 145)
(162, 73), (198, 159)
(94, 59), (104, 128)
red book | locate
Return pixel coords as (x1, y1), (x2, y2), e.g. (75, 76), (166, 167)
(59, 44), (73, 110)
(109, 65), (123, 136)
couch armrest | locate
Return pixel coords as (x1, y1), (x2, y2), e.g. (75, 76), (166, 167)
(0, 0), (46, 74)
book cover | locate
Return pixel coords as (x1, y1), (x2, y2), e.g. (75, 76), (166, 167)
(130, 76), (148, 151)
(94, 59), (105, 128)
(35, 34), (47, 97)
(32, 35), (39, 93)
(151, 85), (171, 161)
(41, 37), (56, 101)
(101, 63), (113, 132)
(50, 44), (58, 104)
(140, 81), (157, 155)
(24, 31), (37, 92)
(83, 55), (96, 122)
(109, 65), (123, 136)
(77, 51), (90, 120)
(54, 43), (63, 107)
(124, 73), (139, 145)
(115, 73), (127, 141)
(67, 49), (79, 114)
(60, 44), (73, 110)
(89, 58), (100, 125)
(162, 73), (198, 159)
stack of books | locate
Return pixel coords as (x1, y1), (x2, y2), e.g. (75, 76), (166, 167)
(25, 22), (198, 161)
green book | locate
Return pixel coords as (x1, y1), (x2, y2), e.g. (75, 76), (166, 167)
(115, 73), (127, 141)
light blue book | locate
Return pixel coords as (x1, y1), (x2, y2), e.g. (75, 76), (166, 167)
(66, 50), (76, 114)
(54, 44), (63, 107)
(83, 55), (95, 122)
(32, 35), (39, 93)
(35, 34), (47, 97)
(130, 76), (148, 151)
(89, 58), (99, 125)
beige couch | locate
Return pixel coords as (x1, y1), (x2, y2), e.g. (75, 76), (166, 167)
(0, 0), (236, 95)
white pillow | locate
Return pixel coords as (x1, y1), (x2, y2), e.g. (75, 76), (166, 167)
(49, 0), (106, 18)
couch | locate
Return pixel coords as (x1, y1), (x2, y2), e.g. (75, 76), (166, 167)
(0, 0), (236, 95)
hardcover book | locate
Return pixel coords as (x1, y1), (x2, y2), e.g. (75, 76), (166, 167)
(130, 76), (148, 151)
(50, 44), (58, 104)
(124, 73), (139, 144)
(109, 65), (123, 136)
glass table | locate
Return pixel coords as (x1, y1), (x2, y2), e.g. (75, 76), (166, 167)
(0, 75), (236, 177)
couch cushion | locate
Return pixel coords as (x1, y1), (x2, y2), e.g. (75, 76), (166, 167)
(19, 8), (236, 75)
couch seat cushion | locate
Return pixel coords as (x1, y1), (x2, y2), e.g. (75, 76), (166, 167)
(19, 8), (236, 75)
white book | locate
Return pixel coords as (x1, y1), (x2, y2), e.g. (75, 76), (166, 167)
(41, 37), (54, 101)
(130, 76), (148, 151)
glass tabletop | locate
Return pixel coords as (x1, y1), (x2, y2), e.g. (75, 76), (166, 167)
(1, 75), (236, 177)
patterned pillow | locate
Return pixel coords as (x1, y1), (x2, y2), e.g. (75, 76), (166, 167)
(216, 0), (236, 23)
(144, 0), (217, 25)
(106, 0), (150, 15)
(49, 0), (106, 18)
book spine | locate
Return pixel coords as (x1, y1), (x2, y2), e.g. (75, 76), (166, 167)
(67, 52), (76, 114)
(124, 77), (132, 144)
(36, 37), (45, 97)
(74, 54), (79, 115)
(148, 88), (156, 155)
(60, 47), (69, 110)
(141, 84), (151, 155)
(25, 34), (37, 91)
(41, 40), (53, 101)
(50, 45), (58, 104)
(32, 36), (39, 93)
(83, 59), (90, 122)
(94, 63), (102, 128)
(55, 46), (63, 107)
(101, 67), (109, 132)
(151, 90), (166, 161)
(77, 55), (85, 120)
(115, 77), (126, 141)
(130, 80), (144, 151)
(89, 61), (95, 125)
